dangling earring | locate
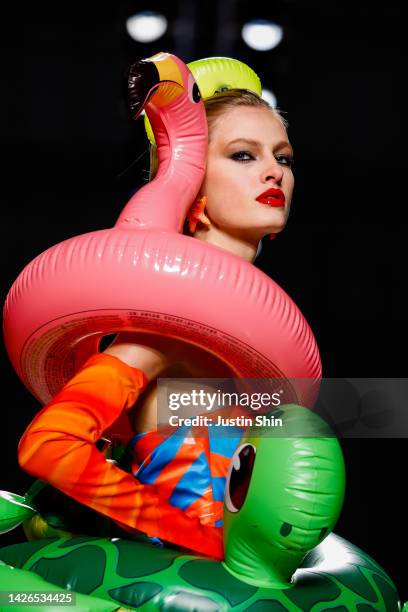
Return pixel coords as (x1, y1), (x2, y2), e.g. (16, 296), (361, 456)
(187, 195), (211, 234)
(268, 233), (277, 240)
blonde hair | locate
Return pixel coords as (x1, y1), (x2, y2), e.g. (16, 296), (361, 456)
(204, 89), (288, 136)
(148, 89), (288, 235)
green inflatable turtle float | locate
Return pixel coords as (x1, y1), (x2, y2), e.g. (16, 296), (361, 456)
(0, 405), (402, 611)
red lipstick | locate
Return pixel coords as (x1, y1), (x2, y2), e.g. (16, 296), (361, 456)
(256, 188), (285, 207)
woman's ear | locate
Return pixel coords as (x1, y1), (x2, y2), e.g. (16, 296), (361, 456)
(186, 195), (211, 233)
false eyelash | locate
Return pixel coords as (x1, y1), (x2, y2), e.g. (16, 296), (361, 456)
(275, 155), (294, 168)
(230, 151), (255, 163)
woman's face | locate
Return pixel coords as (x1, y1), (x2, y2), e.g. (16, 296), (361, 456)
(199, 105), (294, 242)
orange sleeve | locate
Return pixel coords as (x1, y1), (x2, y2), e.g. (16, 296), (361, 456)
(17, 352), (223, 559)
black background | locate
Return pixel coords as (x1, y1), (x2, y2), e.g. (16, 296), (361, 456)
(1, 0), (405, 601)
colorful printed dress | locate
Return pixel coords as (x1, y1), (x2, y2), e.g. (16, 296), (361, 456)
(129, 425), (242, 529)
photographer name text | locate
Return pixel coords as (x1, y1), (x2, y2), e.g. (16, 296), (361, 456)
(168, 414), (283, 427)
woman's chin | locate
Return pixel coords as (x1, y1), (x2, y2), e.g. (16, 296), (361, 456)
(264, 217), (288, 235)
(262, 207), (288, 226)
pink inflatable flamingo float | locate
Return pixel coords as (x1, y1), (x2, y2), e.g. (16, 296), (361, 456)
(3, 53), (321, 427)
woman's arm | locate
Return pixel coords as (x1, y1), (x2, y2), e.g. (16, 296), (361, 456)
(17, 351), (223, 558)
(18, 353), (156, 520)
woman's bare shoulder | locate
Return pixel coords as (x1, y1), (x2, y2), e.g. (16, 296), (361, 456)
(103, 333), (171, 381)
(103, 332), (232, 379)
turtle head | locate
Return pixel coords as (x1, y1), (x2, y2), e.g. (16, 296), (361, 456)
(223, 404), (345, 588)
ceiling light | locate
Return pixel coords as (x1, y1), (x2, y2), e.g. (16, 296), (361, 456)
(126, 11), (168, 43)
(262, 88), (277, 108)
(242, 19), (283, 51)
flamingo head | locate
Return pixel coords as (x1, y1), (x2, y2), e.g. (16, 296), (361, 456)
(125, 52), (207, 148)
(117, 52), (208, 233)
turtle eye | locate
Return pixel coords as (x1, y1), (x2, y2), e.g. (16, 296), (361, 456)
(188, 74), (201, 103)
(225, 443), (256, 513)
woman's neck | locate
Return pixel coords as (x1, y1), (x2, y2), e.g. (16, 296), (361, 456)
(193, 224), (259, 263)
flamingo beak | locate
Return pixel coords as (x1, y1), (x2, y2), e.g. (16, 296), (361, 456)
(126, 52), (184, 119)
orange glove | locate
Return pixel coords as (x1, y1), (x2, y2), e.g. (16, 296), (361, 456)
(18, 352), (223, 559)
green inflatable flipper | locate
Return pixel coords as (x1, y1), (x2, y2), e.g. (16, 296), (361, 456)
(0, 491), (36, 535)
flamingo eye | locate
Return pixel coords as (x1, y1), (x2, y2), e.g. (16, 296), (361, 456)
(188, 74), (201, 103)
(225, 443), (256, 513)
